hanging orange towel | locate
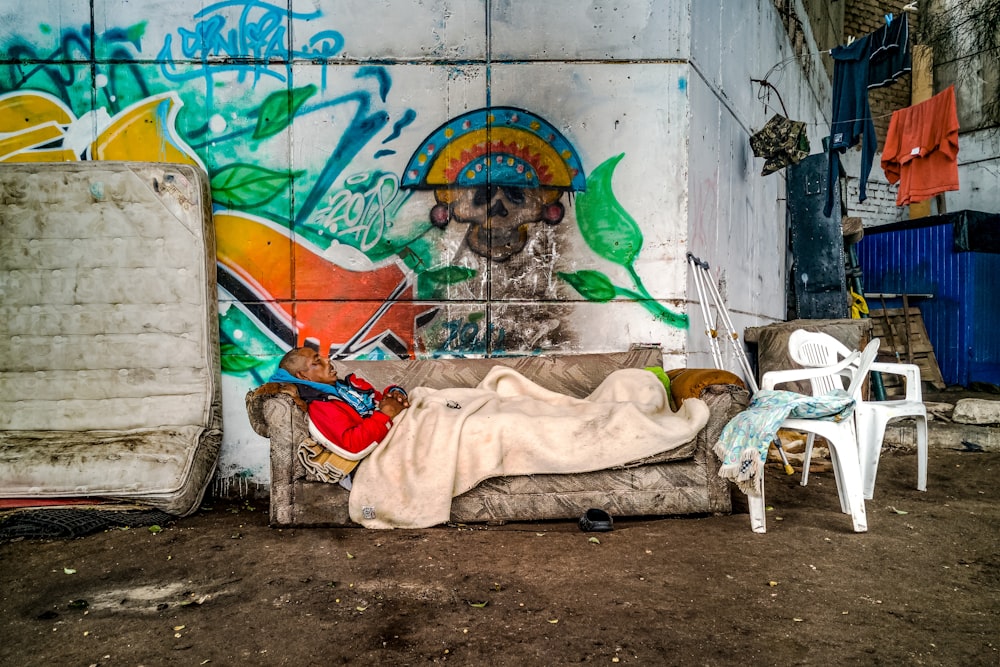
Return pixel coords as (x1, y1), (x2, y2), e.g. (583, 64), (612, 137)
(881, 85), (960, 206)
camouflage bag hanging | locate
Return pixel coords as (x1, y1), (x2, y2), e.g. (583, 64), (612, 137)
(749, 113), (811, 176)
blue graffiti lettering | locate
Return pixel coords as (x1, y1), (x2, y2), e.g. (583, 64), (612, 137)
(438, 318), (506, 355)
(157, 0), (344, 90)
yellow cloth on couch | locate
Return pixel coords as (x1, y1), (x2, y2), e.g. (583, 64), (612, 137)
(297, 438), (359, 484)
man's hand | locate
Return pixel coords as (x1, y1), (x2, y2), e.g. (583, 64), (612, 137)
(378, 393), (408, 419)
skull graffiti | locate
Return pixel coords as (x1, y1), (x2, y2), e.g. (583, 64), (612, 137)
(431, 185), (566, 261)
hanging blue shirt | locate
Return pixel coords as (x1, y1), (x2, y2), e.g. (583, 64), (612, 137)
(825, 35), (877, 217)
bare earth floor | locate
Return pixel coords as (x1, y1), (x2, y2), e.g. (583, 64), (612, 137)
(2, 449), (998, 666)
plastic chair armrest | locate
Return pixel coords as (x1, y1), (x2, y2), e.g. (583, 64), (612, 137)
(870, 362), (923, 402)
(761, 351), (861, 391)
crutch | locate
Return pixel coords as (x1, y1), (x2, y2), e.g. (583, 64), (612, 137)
(686, 253), (795, 475)
(688, 254), (725, 371)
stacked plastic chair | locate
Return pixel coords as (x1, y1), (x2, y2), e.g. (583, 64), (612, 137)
(788, 329), (928, 499)
(753, 339), (881, 533)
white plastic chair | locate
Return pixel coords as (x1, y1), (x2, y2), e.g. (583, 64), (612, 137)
(751, 339), (881, 534)
(788, 330), (928, 499)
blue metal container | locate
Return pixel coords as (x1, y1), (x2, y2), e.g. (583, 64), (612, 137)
(857, 211), (1000, 387)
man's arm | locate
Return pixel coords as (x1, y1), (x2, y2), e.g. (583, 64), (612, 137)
(309, 399), (397, 454)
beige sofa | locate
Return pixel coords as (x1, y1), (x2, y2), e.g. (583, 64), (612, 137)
(246, 347), (748, 528)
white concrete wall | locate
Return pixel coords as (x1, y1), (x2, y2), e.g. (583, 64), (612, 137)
(686, 0), (832, 371)
(0, 0), (832, 494)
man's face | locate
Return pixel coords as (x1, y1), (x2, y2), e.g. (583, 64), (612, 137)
(293, 349), (338, 384)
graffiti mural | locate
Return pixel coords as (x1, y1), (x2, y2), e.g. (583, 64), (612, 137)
(0, 1), (694, 487)
(401, 106), (585, 262)
(561, 154), (689, 329)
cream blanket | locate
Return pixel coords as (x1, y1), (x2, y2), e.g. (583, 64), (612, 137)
(348, 366), (710, 529)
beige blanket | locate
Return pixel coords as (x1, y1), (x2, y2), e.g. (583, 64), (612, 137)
(349, 366), (710, 529)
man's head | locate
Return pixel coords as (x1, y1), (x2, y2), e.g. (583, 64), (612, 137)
(279, 347), (338, 384)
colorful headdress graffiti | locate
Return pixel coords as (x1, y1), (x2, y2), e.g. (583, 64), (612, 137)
(401, 107), (586, 191)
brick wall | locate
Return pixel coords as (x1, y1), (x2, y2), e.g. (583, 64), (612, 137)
(845, 179), (908, 226)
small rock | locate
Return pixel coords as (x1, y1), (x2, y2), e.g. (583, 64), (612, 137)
(952, 399), (1000, 425)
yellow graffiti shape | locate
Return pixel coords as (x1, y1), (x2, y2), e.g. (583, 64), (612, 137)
(0, 92), (77, 162)
(426, 126), (573, 188)
(92, 92), (206, 170)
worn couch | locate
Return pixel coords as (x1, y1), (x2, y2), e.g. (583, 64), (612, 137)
(246, 347), (748, 527)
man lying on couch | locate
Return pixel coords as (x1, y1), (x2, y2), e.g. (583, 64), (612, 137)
(252, 347), (712, 529)
(268, 347), (410, 458)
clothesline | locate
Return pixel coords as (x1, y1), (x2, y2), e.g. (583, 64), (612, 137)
(753, 92), (903, 130)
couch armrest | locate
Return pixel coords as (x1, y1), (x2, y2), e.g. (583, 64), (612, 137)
(253, 392), (309, 526)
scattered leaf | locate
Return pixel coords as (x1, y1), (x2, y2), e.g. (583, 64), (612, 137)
(355, 606), (368, 612)
(768, 581), (779, 587)
(793, 617), (804, 622)
(888, 506), (909, 515)
(467, 601), (488, 608)
(149, 525), (162, 534)
(63, 568), (76, 575)
(346, 552), (355, 559)
(174, 625), (185, 631)
(588, 537), (601, 544)
(548, 619), (559, 624)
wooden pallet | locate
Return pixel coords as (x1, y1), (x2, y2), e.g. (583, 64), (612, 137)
(868, 307), (946, 393)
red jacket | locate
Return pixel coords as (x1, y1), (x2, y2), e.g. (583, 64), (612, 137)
(307, 376), (396, 456)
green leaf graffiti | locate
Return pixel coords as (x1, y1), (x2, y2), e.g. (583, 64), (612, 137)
(220, 342), (266, 374)
(417, 264), (478, 299)
(423, 265), (478, 286)
(574, 153), (643, 267)
(211, 164), (301, 208)
(564, 154), (689, 329)
(253, 84), (318, 140)
(557, 270), (617, 302)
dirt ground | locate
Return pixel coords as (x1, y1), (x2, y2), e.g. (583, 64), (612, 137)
(2, 448), (998, 667)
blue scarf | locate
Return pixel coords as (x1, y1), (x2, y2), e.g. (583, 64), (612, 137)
(268, 368), (378, 417)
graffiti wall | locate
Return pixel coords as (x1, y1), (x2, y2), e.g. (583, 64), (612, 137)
(0, 1), (750, 491)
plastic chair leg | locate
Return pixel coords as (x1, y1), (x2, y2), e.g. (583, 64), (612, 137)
(830, 440), (868, 532)
(859, 412), (885, 500)
(916, 415), (928, 492)
(800, 432), (817, 487)
(828, 445), (850, 514)
(748, 487), (767, 534)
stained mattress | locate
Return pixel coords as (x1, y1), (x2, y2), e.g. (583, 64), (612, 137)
(0, 162), (222, 515)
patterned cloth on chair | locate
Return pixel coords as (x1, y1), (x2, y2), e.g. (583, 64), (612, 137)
(715, 389), (856, 496)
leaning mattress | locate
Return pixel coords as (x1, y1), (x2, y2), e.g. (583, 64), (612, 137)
(0, 162), (222, 516)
